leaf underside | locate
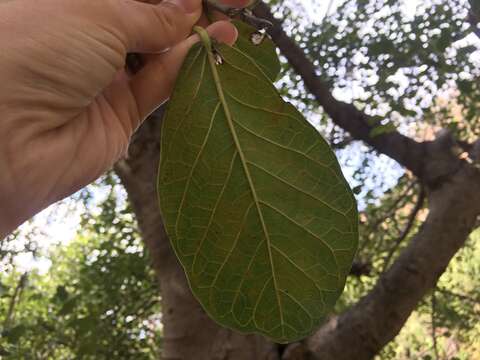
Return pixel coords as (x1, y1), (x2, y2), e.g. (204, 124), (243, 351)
(232, 20), (280, 82)
(158, 23), (358, 343)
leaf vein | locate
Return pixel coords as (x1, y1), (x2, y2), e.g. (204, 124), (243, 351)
(208, 200), (254, 289)
(272, 245), (332, 299)
(165, 48), (206, 159)
(230, 239), (266, 325)
(258, 201), (340, 277)
(190, 150), (238, 268)
(279, 289), (315, 324)
(207, 43), (285, 334)
(247, 160), (348, 217)
(175, 102), (221, 247)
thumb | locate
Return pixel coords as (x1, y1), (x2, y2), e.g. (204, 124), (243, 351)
(112, 0), (203, 53)
(128, 21), (238, 120)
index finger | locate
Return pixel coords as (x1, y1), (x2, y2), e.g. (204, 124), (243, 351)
(138, 0), (250, 7)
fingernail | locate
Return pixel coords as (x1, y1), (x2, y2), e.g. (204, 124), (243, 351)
(230, 25), (239, 45)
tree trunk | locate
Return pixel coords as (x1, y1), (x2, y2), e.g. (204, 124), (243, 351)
(114, 5), (480, 357)
(116, 111), (279, 360)
(304, 162), (480, 359)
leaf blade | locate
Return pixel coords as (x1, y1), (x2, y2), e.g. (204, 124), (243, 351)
(158, 29), (358, 343)
(232, 20), (280, 82)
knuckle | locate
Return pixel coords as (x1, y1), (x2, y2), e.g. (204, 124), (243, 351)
(151, 3), (186, 46)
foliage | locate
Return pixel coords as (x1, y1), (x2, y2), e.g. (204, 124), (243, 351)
(305, 0), (478, 121)
(275, 0), (479, 193)
(0, 178), (161, 359)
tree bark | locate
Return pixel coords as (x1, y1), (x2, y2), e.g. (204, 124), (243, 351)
(116, 111), (279, 360)
(304, 162), (480, 359)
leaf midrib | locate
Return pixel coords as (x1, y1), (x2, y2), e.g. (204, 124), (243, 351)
(203, 43), (285, 332)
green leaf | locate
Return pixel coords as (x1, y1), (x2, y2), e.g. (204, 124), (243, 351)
(232, 20), (280, 82)
(158, 27), (358, 343)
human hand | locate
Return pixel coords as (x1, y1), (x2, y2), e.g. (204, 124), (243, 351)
(0, 0), (243, 238)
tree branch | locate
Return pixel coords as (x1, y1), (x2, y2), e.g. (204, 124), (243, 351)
(468, 0), (480, 39)
(301, 163), (480, 360)
(437, 287), (480, 306)
(3, 272), (27, 329)
(359, 180), (415, 254)
(349, 260), (372, 277)
(253, 2), (429, 178)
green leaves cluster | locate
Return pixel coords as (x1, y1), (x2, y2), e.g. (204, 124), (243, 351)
(306, 0), (477, 111)
(0, 178), (161, 359)
(275, 0), (479, 143)
(157, 21), (358, 342)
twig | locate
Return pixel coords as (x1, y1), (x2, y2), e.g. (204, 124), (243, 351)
(349, 260), (372, 277)
(126, 1), (272, 75)
(3, 273), (28, 329)
(382, 185), (426, 271)
(437, 287), (480, 306)
(359, 180), (416, 253)
(431, 290), (440, 360)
